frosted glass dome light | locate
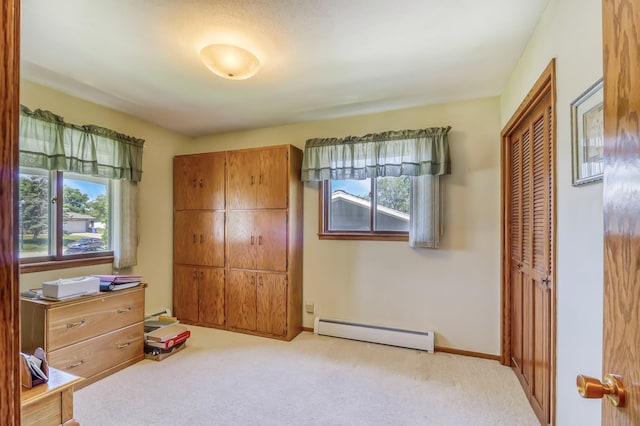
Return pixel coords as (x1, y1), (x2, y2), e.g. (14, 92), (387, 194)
(199, 44), (261, 80)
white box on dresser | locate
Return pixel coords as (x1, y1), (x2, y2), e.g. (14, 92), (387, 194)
(41, 276), (100, 299)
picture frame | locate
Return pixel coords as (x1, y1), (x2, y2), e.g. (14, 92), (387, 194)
(571, 78), (604, 186)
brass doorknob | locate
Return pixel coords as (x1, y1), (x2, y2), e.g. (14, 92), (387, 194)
(576, 374), (625, 407)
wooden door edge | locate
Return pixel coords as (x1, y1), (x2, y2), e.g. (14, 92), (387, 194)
(500, 58), (557, 425)
(0, 0), (21, 424)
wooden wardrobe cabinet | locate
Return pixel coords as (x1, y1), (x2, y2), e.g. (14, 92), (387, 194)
(173, 151), (226, 326)
(173, 145), (302, 341)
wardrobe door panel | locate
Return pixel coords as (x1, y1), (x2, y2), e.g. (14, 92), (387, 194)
(196, 153), (226, 210)
(226, 270), (257, 331)
(228, 211), (256, 269)
(228, 150), (259, 209)
(174, 211), (200, 265)
(256, 211), (287, 272)
(173, 265), (199, 323)
(257, 147), (288, 209)
(256, 273), (287, 336)
(197, 211), (225, 267)
(199, 268), (225, 326)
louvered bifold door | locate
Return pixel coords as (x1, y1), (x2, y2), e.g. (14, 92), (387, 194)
(510, 126), (525, 379)
(520, 120), (534, 392)
(528, 95), (552, 423)
(508, 94), (553, 424)
(505, 70), (554, 426)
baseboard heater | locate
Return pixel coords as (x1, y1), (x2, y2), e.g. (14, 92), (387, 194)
(313, 317), (434, 352)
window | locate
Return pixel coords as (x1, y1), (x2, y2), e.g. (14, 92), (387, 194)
(320, 176), (410, 240)
(19, 105), (145, 272)
(301, 126), (450, 246)
(19, 167), (112, 265)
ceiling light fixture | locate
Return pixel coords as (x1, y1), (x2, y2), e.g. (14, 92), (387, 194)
(199, 44), (261, 80)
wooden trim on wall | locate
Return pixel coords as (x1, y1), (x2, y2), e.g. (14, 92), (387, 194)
(20, 255), (113, 274)
(501, 59), (557, 137)
(500, 58), (557, 426)
(0, 0), (21, 424)
(434, 346), (501, 361)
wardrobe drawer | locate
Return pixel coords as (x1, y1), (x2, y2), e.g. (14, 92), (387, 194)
(47, 290), (144, 351)
(48, 322), (144, 379)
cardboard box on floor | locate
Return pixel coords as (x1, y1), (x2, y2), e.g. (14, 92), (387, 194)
(144, 342), (186, 361)
(145, 324), (187, 342)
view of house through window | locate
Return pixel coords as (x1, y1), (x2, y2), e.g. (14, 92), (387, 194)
(19, 168), (111, 259)
(328, 176), (410, 233)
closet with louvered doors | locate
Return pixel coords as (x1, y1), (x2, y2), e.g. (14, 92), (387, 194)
(173, 152), (226, 327)
(505, 88), (554, 425)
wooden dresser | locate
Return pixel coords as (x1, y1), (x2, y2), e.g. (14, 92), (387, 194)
(21, 285), (145, 388)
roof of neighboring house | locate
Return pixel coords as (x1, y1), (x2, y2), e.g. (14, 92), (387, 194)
(65, 212), (96, 220)
(331, 190), (409, 221)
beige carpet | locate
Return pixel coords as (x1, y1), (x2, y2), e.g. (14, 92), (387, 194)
(74, 326), (539, 425)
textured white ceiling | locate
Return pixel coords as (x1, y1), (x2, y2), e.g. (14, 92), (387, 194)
(20, 0), (549, 136)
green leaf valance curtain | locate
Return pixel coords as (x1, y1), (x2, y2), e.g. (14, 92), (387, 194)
(301, 127), (451, 181)
(19, 105), (145, 182)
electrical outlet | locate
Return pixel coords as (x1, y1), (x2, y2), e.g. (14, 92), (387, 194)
(305, 302), (315, 314)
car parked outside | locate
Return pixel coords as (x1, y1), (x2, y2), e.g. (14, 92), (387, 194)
(64, 237), (105, 254)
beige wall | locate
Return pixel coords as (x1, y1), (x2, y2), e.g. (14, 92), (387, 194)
(189, 97), (503, 354)
(19, 80), (188, 315)
(20, 80), (504, 355)
(500, 0), (603, 423)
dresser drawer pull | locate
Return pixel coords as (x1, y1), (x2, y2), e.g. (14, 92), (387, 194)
(66, 360), (85, 369)
(117, 307), (132, 314)
(66, 320), (86, 329)
(116, 342), (131, 349)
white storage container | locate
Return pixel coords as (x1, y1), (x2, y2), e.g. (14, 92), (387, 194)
(42, 276), (100, 299)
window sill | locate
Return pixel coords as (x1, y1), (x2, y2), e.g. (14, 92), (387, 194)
(318, 232), (408, 242)
(20, 255), (113, 274)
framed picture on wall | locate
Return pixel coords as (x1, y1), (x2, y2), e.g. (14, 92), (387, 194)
(571, 78), (604, 186)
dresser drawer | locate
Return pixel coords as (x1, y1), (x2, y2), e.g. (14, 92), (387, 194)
(47, 290), (144, 351)
(48, 322), (144, 379)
